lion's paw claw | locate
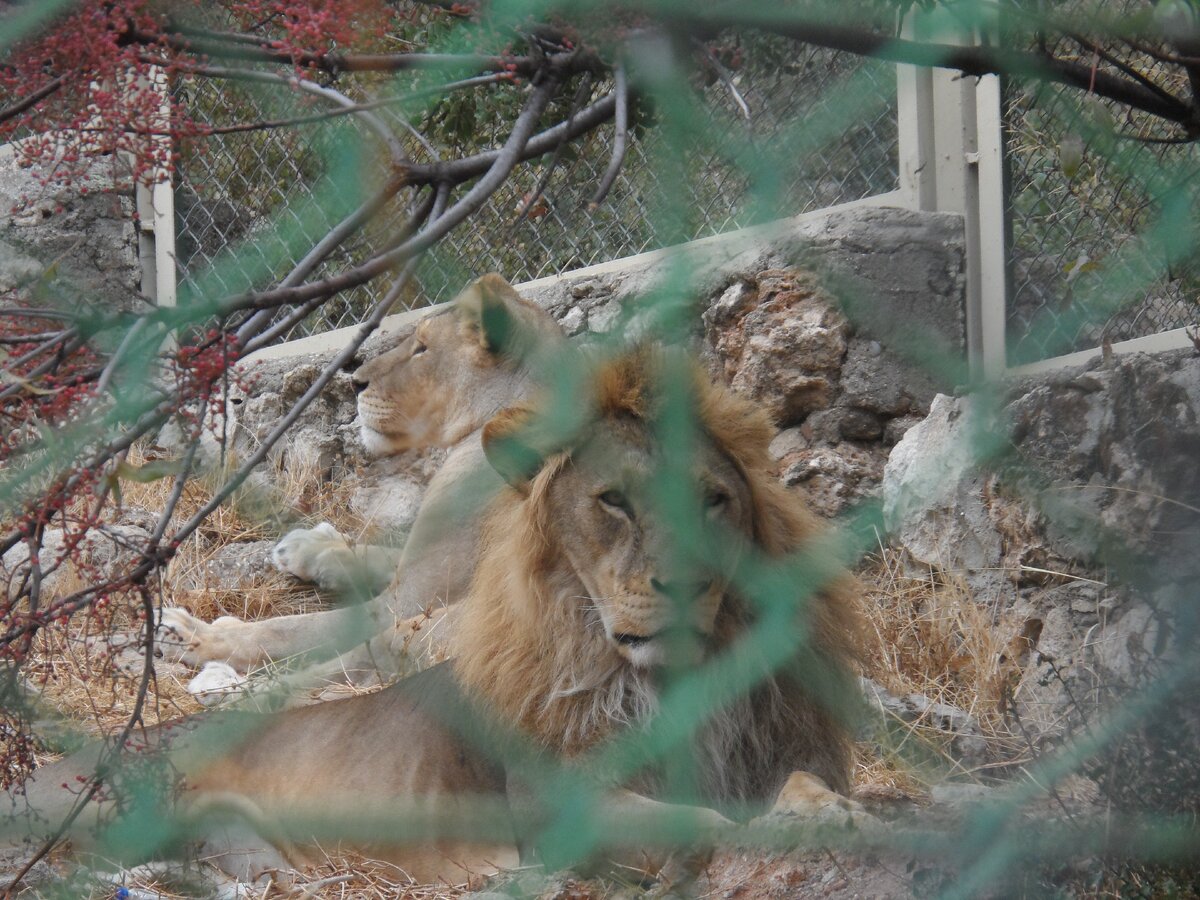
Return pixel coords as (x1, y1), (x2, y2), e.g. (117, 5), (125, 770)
(271, 522), (349, 583)
(157, 607), (246, 670)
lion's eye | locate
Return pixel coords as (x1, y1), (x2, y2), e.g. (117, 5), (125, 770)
(411, 341), (427, 356)
(598, 489), (630, 512)
(705, 490), (728, 509)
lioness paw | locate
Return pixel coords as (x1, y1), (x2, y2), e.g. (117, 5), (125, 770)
(272, 522), (350, 584)
(187, 661), (247, 707)
(765, 772), (878, 829)
(158, 607), (247, 670)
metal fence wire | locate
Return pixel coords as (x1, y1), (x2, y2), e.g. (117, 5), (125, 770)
(173, 37), (899, 338)
(1004, 31), (1200, 365)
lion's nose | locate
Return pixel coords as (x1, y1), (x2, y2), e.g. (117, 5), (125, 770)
(650, 577), (713, 601)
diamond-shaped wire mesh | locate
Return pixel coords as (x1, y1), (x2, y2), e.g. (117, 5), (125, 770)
(174, 36), (898, 338)
(1004, 23), (1200, 365)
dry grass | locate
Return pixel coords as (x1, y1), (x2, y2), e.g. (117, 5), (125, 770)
(855, 547), (1031, 788)
(16, 443), (387, 744)
(27, 855), (478, 900)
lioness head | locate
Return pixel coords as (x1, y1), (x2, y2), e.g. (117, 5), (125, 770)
(481, 349), (762, 670)
(353, 274), (562, 457)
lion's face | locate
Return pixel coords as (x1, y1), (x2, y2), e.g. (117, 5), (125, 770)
(354, 310), (483, 455)
(542, 419), (755, 669)
(353, 275), (560, 457)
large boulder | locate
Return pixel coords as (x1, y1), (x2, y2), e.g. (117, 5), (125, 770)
(0, 147), (141, 317)
(882, 349), (1200, 811)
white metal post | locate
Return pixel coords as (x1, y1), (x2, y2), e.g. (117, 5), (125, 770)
(133, 65), (176, 311)
(899, 5), (1009, 380)
(974, 73), (1008, 379)
(896, 12), (937, 212)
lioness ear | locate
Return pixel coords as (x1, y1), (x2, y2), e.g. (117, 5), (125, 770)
(453, 273), (525, 356)
(482, 406), (546, 494)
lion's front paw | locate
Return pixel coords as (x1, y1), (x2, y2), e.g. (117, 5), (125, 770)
(271, 522), (350, 584)
(158, 607), (247, 670)
(187, 661), (248, 707)
(766, 772), (878, 829)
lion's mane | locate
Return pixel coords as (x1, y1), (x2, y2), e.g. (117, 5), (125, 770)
(453, 350), (863, 811)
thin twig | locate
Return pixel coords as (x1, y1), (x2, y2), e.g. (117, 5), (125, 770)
(176, 87), (612, 324)
(240, 187), (437, 353)
(693, 38), (751, 120)
(236, 175), (412, 351)
(662, 9), (1197, 128)
(2, 582), (159, 898)
(188, 64), (408, 167)
(1065, 32), (1182, 108)
(126, 27), (582, 78)
(517, 72), (593, 220)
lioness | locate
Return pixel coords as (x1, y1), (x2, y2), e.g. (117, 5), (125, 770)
(6, 347), (864, 885)
(161, 274), (565, 679)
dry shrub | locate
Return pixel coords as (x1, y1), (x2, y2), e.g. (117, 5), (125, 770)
(857, 547), (1030, 782)
(17, 443), (382, 748)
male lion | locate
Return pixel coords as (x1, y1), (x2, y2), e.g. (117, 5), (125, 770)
(160, 274), (565, 680)
(5, 347), (864, 886)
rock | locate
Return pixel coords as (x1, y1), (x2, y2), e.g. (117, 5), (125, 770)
(768, 426), (807, 461)
(884, 413), (925, 446)
(781, 442), (886, 518)
(798, 407), (844, 445)
(840, 336), (929, 416)
(350, 472), (425, 535)
(169, 541), (276, 593)
(703, 268), (848, 426)
(1005, 351), (1200, 582)
(836, 407), (883, 441)
(882, 393), (1010, 598)
(0, 525), (152, 599)
(862, 678), (989, 766)
(557, 305), (585, 336)
(206, 352), (362, 485)
(929, 783), (996, 806)
(520, 207), (966, 373)
(586, 300), (620, 333)
(881, 349), (1200, 812)
(0, 147), (141, 315)
(0, 238), (42, 291)
(345, 447), (446, 537)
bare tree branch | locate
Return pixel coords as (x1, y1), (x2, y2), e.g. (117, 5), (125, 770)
(592, 62), (629, 208)
(0, 75), (65, 126)
(662, 10), (1198, 132)
(125, 26), (603, 78)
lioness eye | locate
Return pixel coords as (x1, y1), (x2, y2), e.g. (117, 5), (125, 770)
(705, 491), (729, 510)
(411, 341), (427, 356)
(598, 489), (630, 512)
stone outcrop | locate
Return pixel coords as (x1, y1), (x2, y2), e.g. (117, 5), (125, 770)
(882, 349), (1200, 811)
(0, 147), (141, 315)
(519, 206), (966, 517)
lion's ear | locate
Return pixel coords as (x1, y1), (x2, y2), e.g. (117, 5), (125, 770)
(482, 406), (546, 493)
(453, 273), (526, 356)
